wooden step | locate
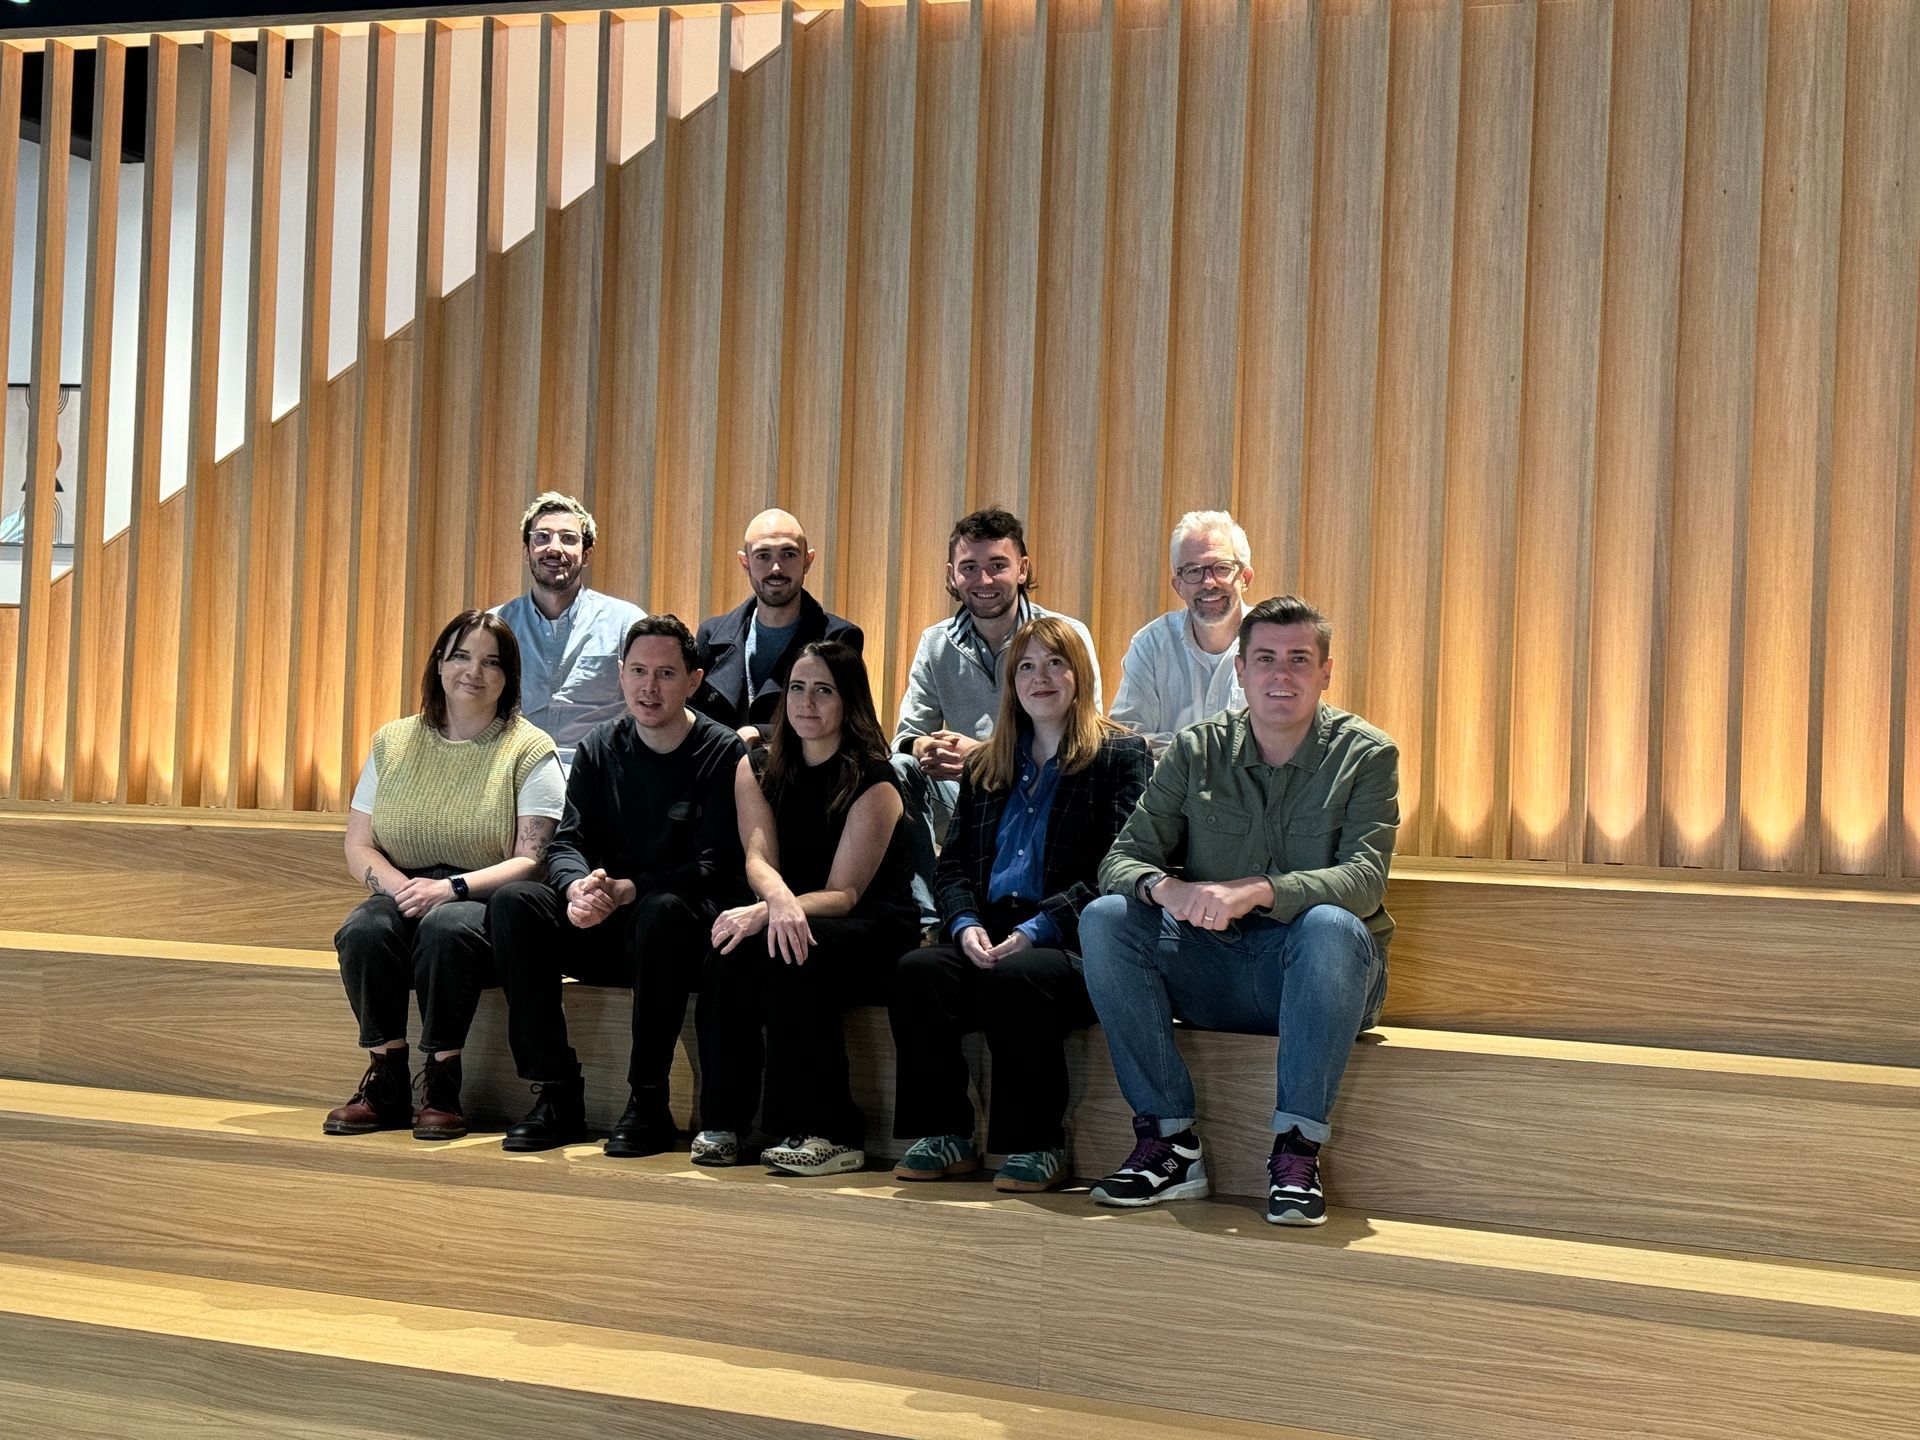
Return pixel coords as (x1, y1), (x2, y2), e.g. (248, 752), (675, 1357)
(6, 936), (1917, 1270)
(0, 1252), (1319, 1440)
(1385, 862), (1920, 1065)
(0, 1080), (1916, 1440)
(10, 804), (1916, 1064)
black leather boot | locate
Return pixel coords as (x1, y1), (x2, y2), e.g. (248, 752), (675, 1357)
(501, 1075), (587, 1152)
(604, 1091), (678, 1158)
(413, 1052), (467, 1140)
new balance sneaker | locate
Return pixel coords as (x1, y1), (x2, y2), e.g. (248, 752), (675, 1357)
(1266, 1146), (1327, 1226)
(893, 1134), (979, 1181)
(1088, 1116), (1209, 1207)
(690, 1130), (740, 1166)
(994, 1147), (1068, 1194)
(763, 1135), (865, 1176)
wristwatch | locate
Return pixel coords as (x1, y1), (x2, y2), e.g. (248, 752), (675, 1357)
(449, 875), (470, 901)
(1136, 871), (1167, 903)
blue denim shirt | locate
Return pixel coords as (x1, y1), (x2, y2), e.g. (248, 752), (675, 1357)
(951, 739), (1065, 947)
(491, 587), (646, 769)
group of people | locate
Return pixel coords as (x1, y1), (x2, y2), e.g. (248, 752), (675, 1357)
(328, 492), (1397, 1228)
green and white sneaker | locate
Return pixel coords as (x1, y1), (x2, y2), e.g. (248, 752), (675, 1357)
(892, 1133), (980, 1181)
(993, 1147), (1068, 1193)
(763, 1135), (865, 1176)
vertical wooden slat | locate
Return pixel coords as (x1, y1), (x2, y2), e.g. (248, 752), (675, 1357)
(1298, 0), (1388, 713)
(778, 1), (859, 610)
(525, 14), (562, 514)
(714, 1), (795, 605)
(1660, 0), (1766, 868)
(654, 5), (734, 622)
(966, 0), (1048, 514)
(1162, 0), (1249, 526)
(895, 0), (983, 705)
(1028, 0), (1113, 654)
(1507, 0), (1612, 862)
(1233, 0), (1316, 591)
(172, 32), (235, 807)
(1740, 0), (1845, 873)
(12, 39), (76, 801)
(288, 26), (344, 808)
(1362, 0), (1457, 858)
(346, 24), (400, 782)
(1822, 0), (1919, 876)
(1584, 0), (1687, 865)
(1431, 0), (1535, 859)
(118, 37), (181, 805)
(1090, 0), (1179, 672)
(597, 11), (670, 605)
(64, 38), (130, 804)
(579, 11), (621, 518)
(471, 16), (507, 604)
(235, 28), (289, 809)
(0, 44), (21, 795)
(404, 21), (452, 694)
(834, 0), (918, 701)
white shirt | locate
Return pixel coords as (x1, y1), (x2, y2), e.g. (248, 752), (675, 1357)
(1109, 609), (1245, 756)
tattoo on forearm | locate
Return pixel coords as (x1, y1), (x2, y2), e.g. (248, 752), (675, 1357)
(364, 866), (383, 895)
(518, 819), (552, 864)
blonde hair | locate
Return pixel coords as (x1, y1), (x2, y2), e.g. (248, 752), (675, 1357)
(969, 617), (1121, 792)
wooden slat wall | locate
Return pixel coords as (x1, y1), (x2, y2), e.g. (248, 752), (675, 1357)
(11, 1), (1920, 889)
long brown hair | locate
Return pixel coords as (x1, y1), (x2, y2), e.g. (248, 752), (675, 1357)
(420, 609), (523, 734)
(969, 616), (1120, 791)
(760, 640), (891, 815)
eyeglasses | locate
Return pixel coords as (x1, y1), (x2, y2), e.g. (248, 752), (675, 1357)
(1174, 560), (1241, 586)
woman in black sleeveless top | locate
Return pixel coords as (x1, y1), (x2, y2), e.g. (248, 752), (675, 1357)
(693, 640), (920, 1174)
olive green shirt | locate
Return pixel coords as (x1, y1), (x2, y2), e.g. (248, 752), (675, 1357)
(1097, 704), (1399, 950)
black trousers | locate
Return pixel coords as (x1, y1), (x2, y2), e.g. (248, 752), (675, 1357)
(488, 878), (714, 1099)
(888, 909), (1098, 1153)
(334, 894), (495, 1054)
(696, 912), (921, 1146)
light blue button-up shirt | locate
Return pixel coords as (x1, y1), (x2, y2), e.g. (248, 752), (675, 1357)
(491, 587), (645, 768)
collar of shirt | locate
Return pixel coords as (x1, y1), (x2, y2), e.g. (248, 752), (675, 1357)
(528, 588), (593, 639)
(1230, 704), (1331, 774)
(947, 594), (1036, 674)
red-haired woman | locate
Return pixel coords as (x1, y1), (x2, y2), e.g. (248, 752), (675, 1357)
(887, 615), (1150, 1191)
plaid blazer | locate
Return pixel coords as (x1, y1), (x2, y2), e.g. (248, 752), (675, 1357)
(933, 732), (1152, 953)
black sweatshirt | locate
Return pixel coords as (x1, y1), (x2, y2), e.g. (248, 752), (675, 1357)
(545, 711), (747, 903)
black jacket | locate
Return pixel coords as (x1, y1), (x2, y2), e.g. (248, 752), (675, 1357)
(933, 732), (1152, 953)
(690, 591), (864, 729)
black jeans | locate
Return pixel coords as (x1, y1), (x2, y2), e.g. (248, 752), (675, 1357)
(888, 903), (1098, 1153)
(334, 893), (495, 1053)
(487, 879), (714, 1102)
(696, 911), (921, 1146)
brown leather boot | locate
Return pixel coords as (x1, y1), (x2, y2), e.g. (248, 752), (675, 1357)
(323, 1046), (412, 1135)
(413, 1052), (467, 1140)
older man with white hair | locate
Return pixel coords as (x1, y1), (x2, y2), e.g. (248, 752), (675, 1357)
(1109, 510), (1253, 754)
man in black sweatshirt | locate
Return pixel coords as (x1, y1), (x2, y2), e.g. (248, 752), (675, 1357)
(489, 614), (747, 1155)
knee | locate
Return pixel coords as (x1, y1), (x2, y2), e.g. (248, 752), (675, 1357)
(488, 878), (549, 925)
(889, 945), (953, 1004)
(414, 903), (479, 957)
(1077, 894), (1139, 965)
(334, 898), (400, 956)
(1289, 905), (1373, 960)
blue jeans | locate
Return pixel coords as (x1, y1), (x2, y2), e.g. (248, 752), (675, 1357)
(890, 751), (954, 929)
(1078, 895), (1386, 1145)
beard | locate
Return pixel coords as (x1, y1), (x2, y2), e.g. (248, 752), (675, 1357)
(751, 575), (798, 608)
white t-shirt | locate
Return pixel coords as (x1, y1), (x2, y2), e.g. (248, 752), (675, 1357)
(350, 747), (567, 820)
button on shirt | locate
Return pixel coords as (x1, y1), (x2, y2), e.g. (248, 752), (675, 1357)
(951, 740), (1066, 947)
(491, 588), (646, 770)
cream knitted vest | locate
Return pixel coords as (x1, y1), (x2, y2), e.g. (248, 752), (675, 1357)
(368, 713), (555, 872)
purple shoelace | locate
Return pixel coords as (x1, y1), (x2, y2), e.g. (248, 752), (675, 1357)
(1268, 1149), (1319, 1191)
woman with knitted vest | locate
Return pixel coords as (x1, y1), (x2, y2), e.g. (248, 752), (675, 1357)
(326, 610), (563, 1141)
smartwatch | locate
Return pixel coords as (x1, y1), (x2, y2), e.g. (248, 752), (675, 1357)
(449, 875), (470, 901)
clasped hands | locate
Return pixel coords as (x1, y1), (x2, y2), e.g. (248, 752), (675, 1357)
(566, 868), (638, 928)
(711, 893), (815, 964)
(392, 876), (457, 918)
(912, 729), (979, 780)
(956, 925), (1033, 971)
(1149, 875), (1273, 932)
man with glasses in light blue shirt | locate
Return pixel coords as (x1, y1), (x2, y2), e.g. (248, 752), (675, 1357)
(491, 492), (646, 770)
(1109, 510), (1251, 757)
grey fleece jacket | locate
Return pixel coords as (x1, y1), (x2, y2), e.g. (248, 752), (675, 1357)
(892, 598), (1105, 750)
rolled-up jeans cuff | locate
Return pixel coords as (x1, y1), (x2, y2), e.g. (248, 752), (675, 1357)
(1273, 1109), (1331, 1145)
(1157, 1115), (1196, 1138)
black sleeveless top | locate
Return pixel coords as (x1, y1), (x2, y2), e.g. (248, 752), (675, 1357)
(752, 748), (919, 923)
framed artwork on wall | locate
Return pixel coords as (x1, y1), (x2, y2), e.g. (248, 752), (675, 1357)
(0, 384), (81, 548)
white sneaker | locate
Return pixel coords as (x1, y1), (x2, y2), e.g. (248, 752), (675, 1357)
(690, 1130), (740, 1166)
(762, 1135), (865, 1176)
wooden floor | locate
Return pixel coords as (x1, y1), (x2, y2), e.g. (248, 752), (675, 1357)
(1, 803), (1916, 1438)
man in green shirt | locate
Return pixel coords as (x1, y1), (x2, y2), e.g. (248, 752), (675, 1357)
(1079, 595), (1397, 1225)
